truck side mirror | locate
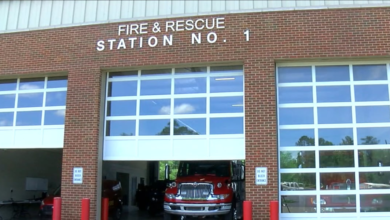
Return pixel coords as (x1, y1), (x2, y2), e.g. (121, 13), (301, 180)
(165, 164), (170, 180)
(240, 165), (245, 181)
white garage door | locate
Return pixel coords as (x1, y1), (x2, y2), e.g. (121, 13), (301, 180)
(0, 76), (67, 148)
(103, 65), (245, 160)
(277, 62), (390, 219)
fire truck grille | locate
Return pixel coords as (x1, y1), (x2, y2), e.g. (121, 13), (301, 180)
(179, 183), (212, 200)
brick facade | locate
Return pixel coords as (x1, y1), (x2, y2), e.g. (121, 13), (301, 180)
(1, 7), (390, 220)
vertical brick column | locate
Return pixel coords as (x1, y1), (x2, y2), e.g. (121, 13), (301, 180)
(61, 68), (102, 220)
(244, 59), (278, 220)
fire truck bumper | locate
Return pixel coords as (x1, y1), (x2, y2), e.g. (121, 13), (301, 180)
(164, 202), (232, 216)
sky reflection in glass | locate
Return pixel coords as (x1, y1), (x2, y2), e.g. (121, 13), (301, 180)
(174, 98), (206, 114)
(356, 106), (390, 123)
(355, 85), (389, 102)
(16, 111), (42, 126)
(140, 79), (171, 95)
(174, 78), (206, 94)
(315, 65), (350, 82)
(317, 86), (351, 103)
(278, 87), (312, 104)
(353, 64), (387, 81)
(279, 108), (313, 125)
(278, 66), (312, 83)
(0, 94), (15, 108)
(44, 110), (65, 125)
(0, 112), (14, 126)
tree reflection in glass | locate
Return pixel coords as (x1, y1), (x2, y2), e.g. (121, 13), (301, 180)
(320, 150), (354, 168)
(359, 149), (390, 167)
(280, 151), (315, 169)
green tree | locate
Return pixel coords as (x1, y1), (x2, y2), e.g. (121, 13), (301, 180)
(120, 132), (133, 136)
(158, 161), (179, 180)
(295, 136), (315, 146)
(319, 138), (333, 146)
(280, 152), (297, 169)
(340, 136), (354, 145)
(361, 136), (379, 145)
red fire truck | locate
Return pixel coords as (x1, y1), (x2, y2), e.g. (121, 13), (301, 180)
(163, 160), (245, 220)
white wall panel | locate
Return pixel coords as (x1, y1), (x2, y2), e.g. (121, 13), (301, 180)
(0, 1), (10, 31)
(28, 0), (41, 28)
(42, 128), (64, 148)
(50, 0), (63, 26)
(85, 1), (97, 23)
(146, 1), (159, 17)
(282, 1), (297, 7)
(184, 0), (198, 14)
(133, 0), (146, 18)
(0, 127), (64, 149)
(1, 0), (390, 33)
(212, 1), (226, 12)
(108, 0), (122, 20)
(73, 0), (86, 24)
(173, 139), (208, 159)
(253, 1), (268, 9)
(0, 130), (13, 147)
(340, 0), (355, 5)
(240, 1), (254, 10)
(296, 1), (311, 7)
(199, 1), (212, 13)
(360, 217), (390, 220)
(268, 0), (283, 8)
(104, 138), (245, 160)
(17, 1), (31, 29)
(172, 1), (185, 15)
(159, 1), (172, 16)
(325, 0), (342, 5)
(138, 139), (171, 160)
(61, 0), (74, 25)
(311, 0), (326, 6)
(355, 0), (369, 3)
(14, 129), (41, 148)
(96, 0), (109, 22)
(120, 0), (133, 19)
(104, 140), (137, 160)
(39, 0), (53, 27)
(7, 0), (20, 30)
(226, 1), (240, 10)
(209, 138), (245, 160)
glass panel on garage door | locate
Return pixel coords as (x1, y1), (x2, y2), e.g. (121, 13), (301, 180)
(104, 66), (245, 161)
(277, 63), (390, 219)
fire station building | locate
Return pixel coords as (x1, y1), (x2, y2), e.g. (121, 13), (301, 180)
(1, 1), (390, 219)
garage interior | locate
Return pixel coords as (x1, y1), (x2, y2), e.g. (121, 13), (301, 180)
(0, 149), (62, 219)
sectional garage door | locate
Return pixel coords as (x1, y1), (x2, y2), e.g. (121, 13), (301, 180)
(103, 65), (245, 161)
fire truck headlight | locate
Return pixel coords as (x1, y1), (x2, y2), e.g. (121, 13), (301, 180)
(217, 183), (222, 188)
(169, 182), (177, 188)
(165, 193), (175, 199)
(216, 194), (230, 199)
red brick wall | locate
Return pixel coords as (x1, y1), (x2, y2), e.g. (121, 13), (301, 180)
(1, 7), (390, 220)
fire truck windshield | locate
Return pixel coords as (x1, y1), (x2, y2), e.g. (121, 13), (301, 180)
(177, 161), (231, 177)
